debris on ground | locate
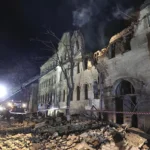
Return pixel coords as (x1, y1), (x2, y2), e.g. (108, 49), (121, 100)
(0, 117), (149, 150)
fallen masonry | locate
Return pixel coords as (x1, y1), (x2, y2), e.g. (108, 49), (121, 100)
(0, 120), (149, 150)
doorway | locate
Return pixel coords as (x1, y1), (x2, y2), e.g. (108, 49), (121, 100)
(115, 80), (138, 127)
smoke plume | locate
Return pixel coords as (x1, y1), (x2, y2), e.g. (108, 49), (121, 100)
(71, 0), (143, 51)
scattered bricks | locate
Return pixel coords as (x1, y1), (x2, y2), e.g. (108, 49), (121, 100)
(0, 119), (149, 150)
(125, 133), (147, 148)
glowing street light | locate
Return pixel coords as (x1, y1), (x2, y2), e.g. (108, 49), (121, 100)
(22, 103), (27, 108)
(7, 102), (13, 108)
(0, 85), (7, 98)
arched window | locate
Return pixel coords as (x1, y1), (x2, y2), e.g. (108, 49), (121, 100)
(77, 86), (80, 101)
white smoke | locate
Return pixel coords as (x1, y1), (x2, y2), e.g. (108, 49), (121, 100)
(73, 7), (93, 27)
(72, 0), (134, 27)
(112, 5), (134, 20)
(98, 22), (107, 47)
(72, 0), (100, 27)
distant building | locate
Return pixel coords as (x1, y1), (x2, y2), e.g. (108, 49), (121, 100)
(38, 31), (98, 114)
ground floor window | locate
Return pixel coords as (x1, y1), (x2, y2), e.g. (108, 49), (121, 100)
(77, 86), (80, 101)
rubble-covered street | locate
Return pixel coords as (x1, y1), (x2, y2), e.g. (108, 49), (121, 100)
(0, 117), (149, 150)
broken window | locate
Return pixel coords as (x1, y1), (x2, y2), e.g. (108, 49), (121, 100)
(53, 92), (56, 103)
(50, 93), (52, 103)
(77, 62), (80, 74)
(53, 76), (56, 84)
(93, 81), (99, 99)
(147, 32), (150, 52)
(49, 79), (51, 86)
(61, 56), (63, 63)
(60, 72), (63, 81)
(147, 14), (150, 27)
(84, 58), (88, 70)
(53, 61), (55, 67)
(123, 36), (131, 52)
(63, 90), (65, 102)
(84, 84), (88, 100)
(67, 65), (70, 76)
(77, 86), (80, 101)
(43, 95), (45, 104)
(70, 91), (73, 101)
(47, 94), (49, 103)
(64, 53), (67, 60)
(45, 94), (47, 104)
(76, 40), (79, 50)
(47, 94), (49, 102)
(59, 91), (61, 102)
(52, 76), (53, 85)
(108, 43), (115, 59)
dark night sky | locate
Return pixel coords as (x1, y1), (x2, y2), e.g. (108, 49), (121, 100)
(0, 0), (144, 89)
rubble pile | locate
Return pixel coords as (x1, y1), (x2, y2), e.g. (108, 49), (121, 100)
(31, 125), (149, 150)
(0, 119), (149, 150)
(0, 121), (35, 134)
(0, 133), (32, 150)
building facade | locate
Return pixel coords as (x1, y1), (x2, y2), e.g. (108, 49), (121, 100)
(38, 31), (98, 114)
(94, 0), (150, 131)
(37, 0), (150, 131)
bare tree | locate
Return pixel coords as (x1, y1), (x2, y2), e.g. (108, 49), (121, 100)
(34, 30), (82, 121)
(95, 57), (108, 120)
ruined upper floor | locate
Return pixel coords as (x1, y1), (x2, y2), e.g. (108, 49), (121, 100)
(94, 0), (150, 61)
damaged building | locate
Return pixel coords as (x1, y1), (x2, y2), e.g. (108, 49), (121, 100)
(94, 0), (150, 131)
(37, 0), (150, 131)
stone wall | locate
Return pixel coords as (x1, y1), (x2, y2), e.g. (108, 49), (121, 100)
(94, 3), (150, 130)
